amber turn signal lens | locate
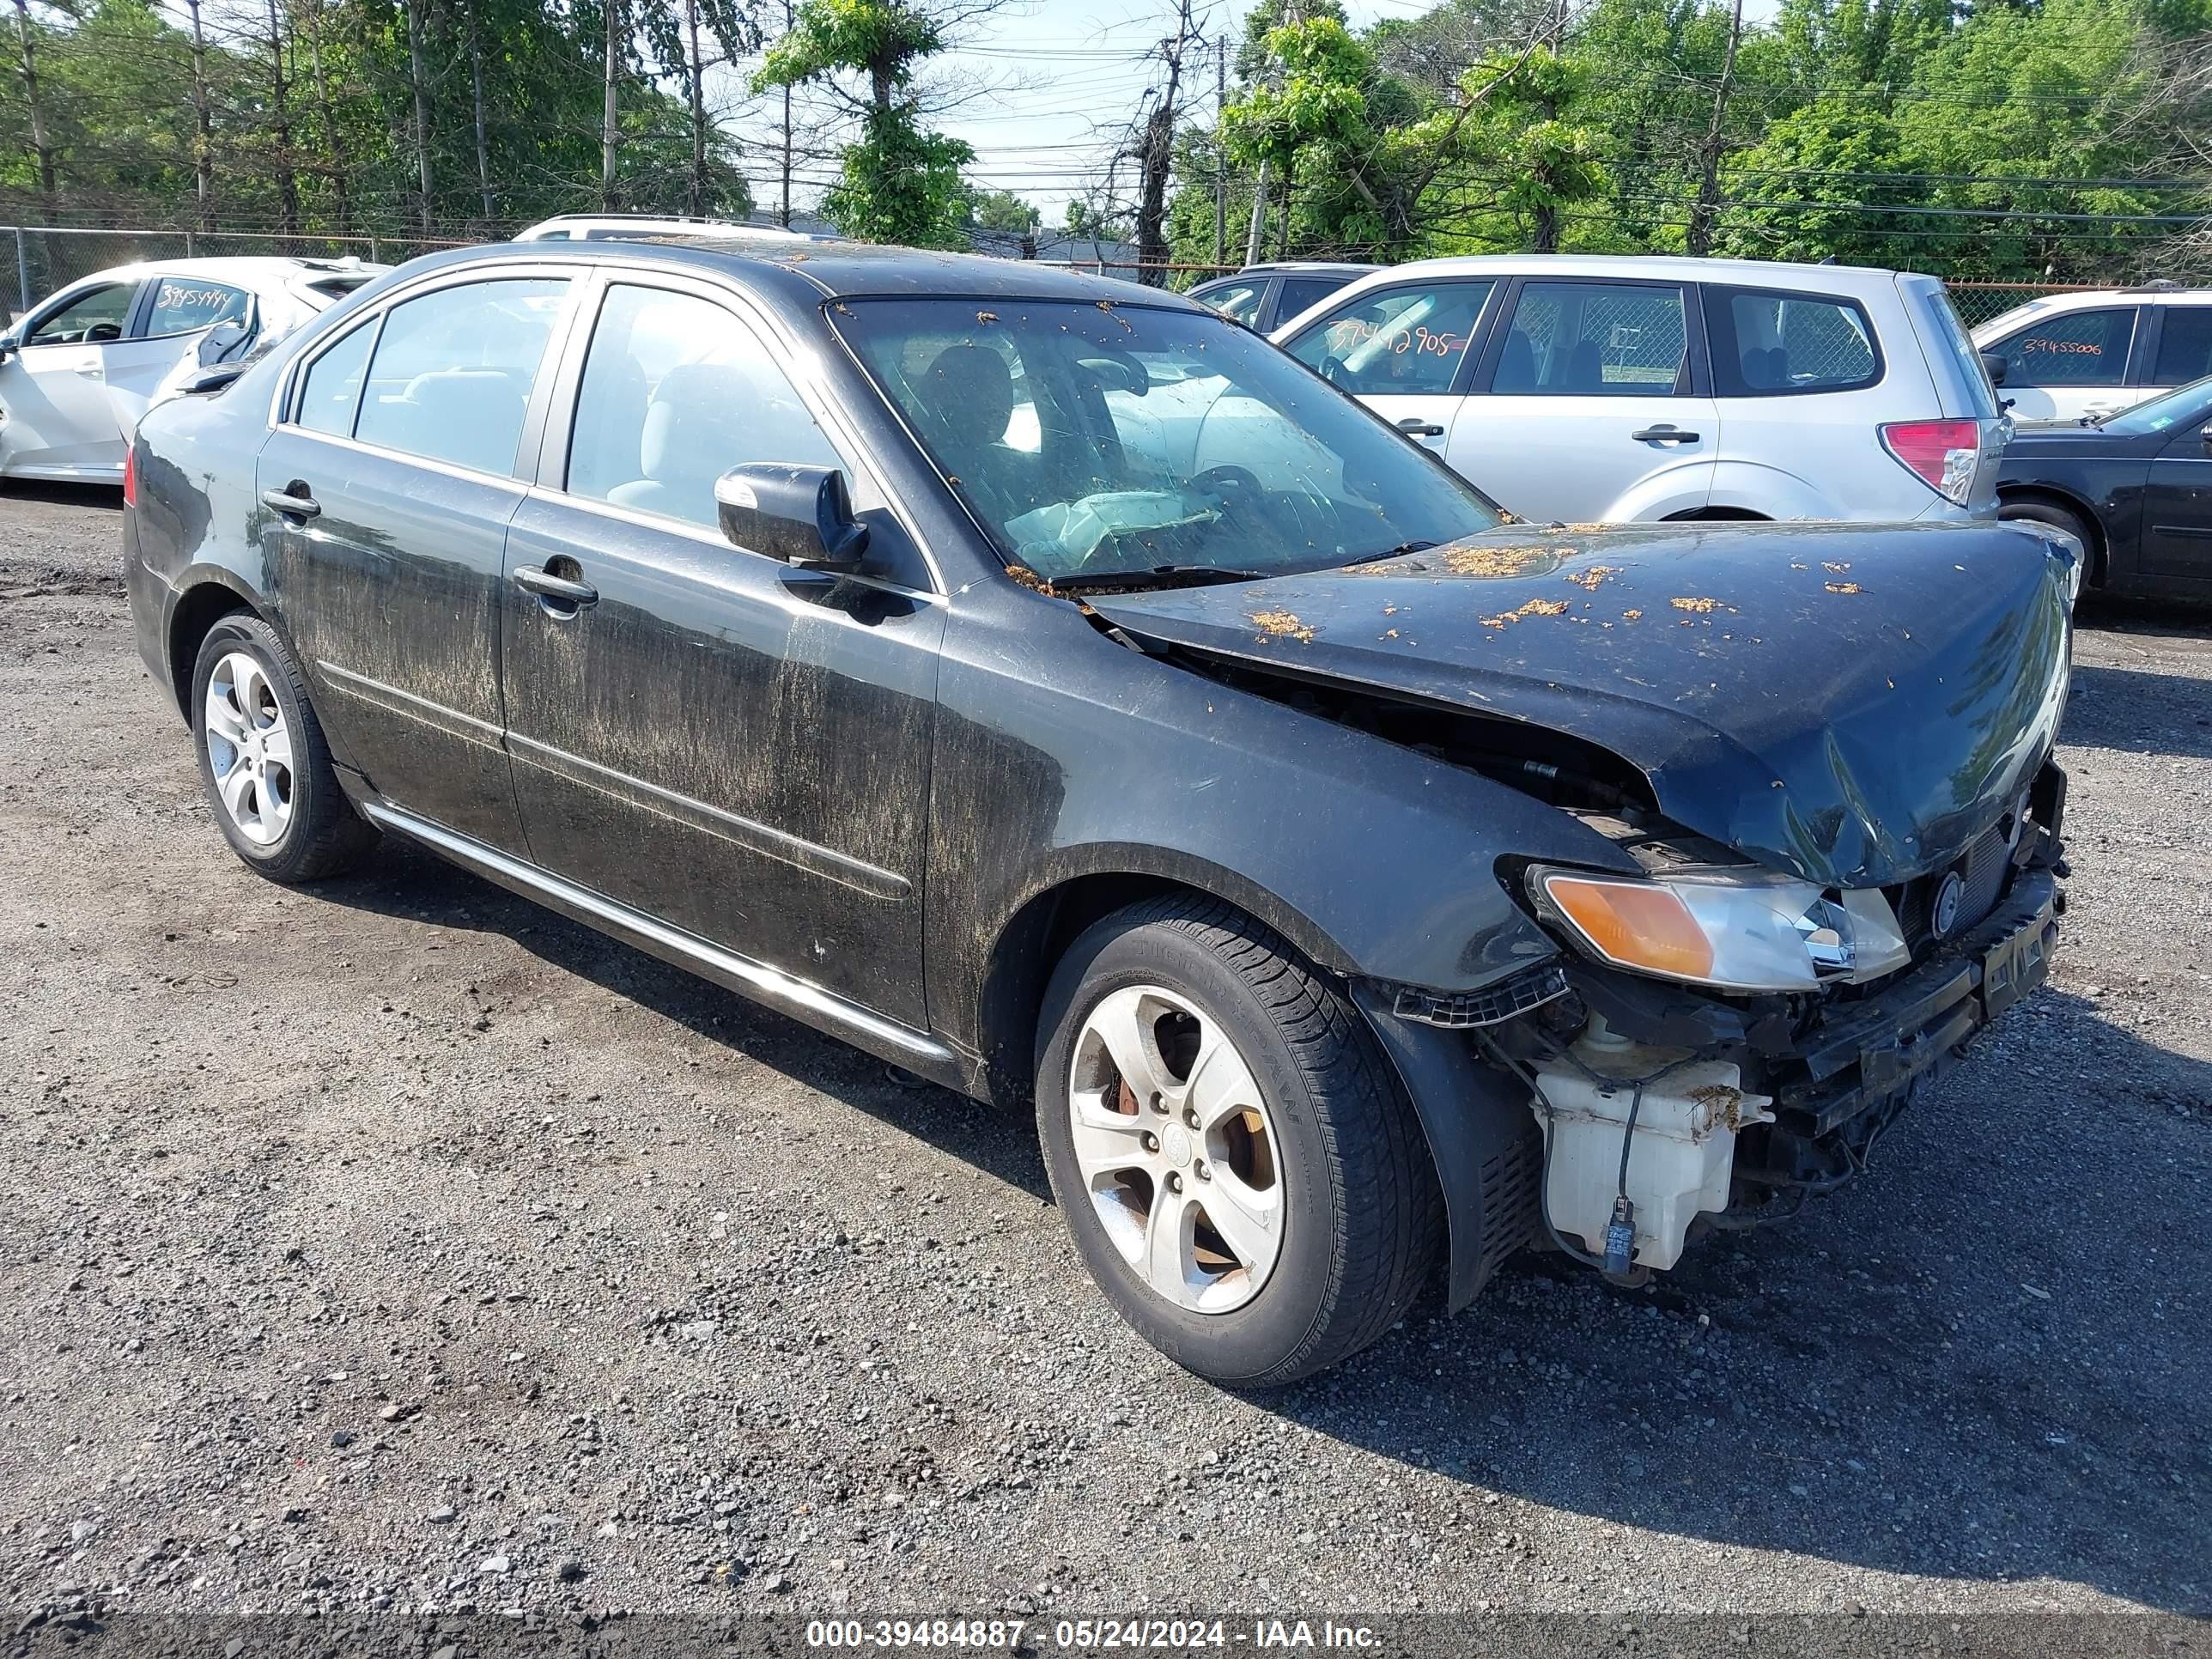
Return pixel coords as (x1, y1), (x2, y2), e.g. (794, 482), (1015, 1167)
(1540, 874), (1716, 981)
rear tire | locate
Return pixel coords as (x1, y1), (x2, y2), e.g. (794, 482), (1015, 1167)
(1999, 497), (2097, 596)
(190, 612), (377, 884)
(1036, 896), (1440, 1387)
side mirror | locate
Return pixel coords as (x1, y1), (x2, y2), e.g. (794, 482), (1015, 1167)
(714, 462), (869, 572)
(1979, 350), (2008, 388)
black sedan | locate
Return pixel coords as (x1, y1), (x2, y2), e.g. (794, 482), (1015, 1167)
(125, 238), (2075, 1385)
(1998, 374), (2212, 603)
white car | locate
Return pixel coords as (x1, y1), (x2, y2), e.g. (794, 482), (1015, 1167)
(513, 213), (823, 244)
(1972, 283), (2212, 426)
(0, 256), (384, 485)
(1271, 253), (2007, 526)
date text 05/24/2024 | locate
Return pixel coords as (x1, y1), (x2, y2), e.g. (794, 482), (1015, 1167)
(805, 1620), (1383, 1650)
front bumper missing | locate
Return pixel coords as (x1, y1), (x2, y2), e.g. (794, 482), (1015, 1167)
(1778, 866), (2060, 1136)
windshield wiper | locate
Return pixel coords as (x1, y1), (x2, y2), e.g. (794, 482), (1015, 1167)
(1048, 564), (1268, 594)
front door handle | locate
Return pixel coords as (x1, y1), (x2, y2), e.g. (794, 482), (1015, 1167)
(1632, 425), (1701, 444)
(1396, 417), (1446, 438)
(259, 485), (320, 519)
(514, 564), (599, 609)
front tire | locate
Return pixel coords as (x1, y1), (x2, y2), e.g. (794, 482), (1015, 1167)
(190, 612), (377, 883)
(1036, 896), (1440, 1387)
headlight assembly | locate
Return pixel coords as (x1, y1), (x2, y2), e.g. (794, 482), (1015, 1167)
(1528, 866), (1911, 994)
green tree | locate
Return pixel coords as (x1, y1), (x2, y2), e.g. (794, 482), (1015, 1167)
(966, 185), (1037, 233)
(752, 0), (974, 248)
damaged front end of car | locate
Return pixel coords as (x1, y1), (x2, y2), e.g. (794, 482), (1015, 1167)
(1087, 518), (2075, 1295)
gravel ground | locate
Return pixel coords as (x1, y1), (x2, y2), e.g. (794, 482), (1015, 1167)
(1, 483), (2207, 1624)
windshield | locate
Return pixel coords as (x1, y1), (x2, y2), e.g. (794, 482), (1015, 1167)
(2098, 374), (2212, 434)
(832, 297), (1503, 586)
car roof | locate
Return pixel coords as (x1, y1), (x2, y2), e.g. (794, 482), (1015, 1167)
(1321, 252), (1917, 292)
(1201, 262), (1376, 280)
(516, 213), (821, 242)
(88, 255), (380, 283)
(396, 237), (1206, 313)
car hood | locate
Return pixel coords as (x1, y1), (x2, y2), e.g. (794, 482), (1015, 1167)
(1088, 520), (2073, 890)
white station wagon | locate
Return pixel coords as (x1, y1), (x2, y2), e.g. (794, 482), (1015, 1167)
(1272, 253), (2007, 526)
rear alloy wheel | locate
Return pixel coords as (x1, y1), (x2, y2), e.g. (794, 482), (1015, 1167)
(190, 612), (377, 883)
(1037, 896), (1440, 1388)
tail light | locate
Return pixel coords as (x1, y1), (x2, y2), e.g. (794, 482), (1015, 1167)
(122, 445), (137, 508)
(1879, 419), (1981, 507)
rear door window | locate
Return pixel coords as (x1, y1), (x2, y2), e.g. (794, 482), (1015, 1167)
(352, 278), (568, 477)
(1489, 281), (1688, 397)
(2151, 307), (2212, 386)
(1282, 281), (1493, 395)
(1705, 288), (1880, 396)
(1987, 307), (2136, 388)
(145, 277), (252, 337)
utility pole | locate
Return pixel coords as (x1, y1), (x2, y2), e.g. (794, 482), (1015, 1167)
(1244, 159), (1267, 268)
(602, 0), (623, 210)
(1212, 35), (1225, 270)
(684, 0), (708, 217)
(1685, 0), (1744, 258)
(185, 0), (213, 231)
(777, 0), (793, 226)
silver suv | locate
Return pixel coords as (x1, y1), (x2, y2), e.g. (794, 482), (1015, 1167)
(1273, 254), (2007, 526)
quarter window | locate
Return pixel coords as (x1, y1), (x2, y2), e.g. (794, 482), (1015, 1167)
(352, 278), (568, 476)
(295, 319), (376, 437)
(146, 278), (252, 337)
(1989, 307), (2135, 388)
(2151, 308), (2212, 386)
(565, 283), (842, 531)
(1706, 288), (1880, 396)
(27, 282), (135, 346)
(1283, 281), (1492, 396)
(1492, 282), (1687, 397)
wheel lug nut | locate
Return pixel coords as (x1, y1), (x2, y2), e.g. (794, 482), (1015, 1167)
(1151, 1092), (1166, 1115)
(1164, 1171), (1182, 1194)
(1140, 1132), (1159, 1153)
(1193, 1159), (1210, 1182)
(1182, 1107), (1200, 1130)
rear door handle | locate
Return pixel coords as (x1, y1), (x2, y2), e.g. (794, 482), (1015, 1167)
(514, 565), (599, 608)
(1396, 417), (1446, 438)
(1632, 426), (1700, 444)
(259, 486), (320, 519)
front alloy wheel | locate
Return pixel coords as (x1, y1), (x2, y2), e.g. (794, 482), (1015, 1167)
(1067, 984), (1285, 1314)
(1036, 897), (1441, 1388)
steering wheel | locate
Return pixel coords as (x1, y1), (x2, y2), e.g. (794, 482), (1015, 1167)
(1190, 464), (1262, 502)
